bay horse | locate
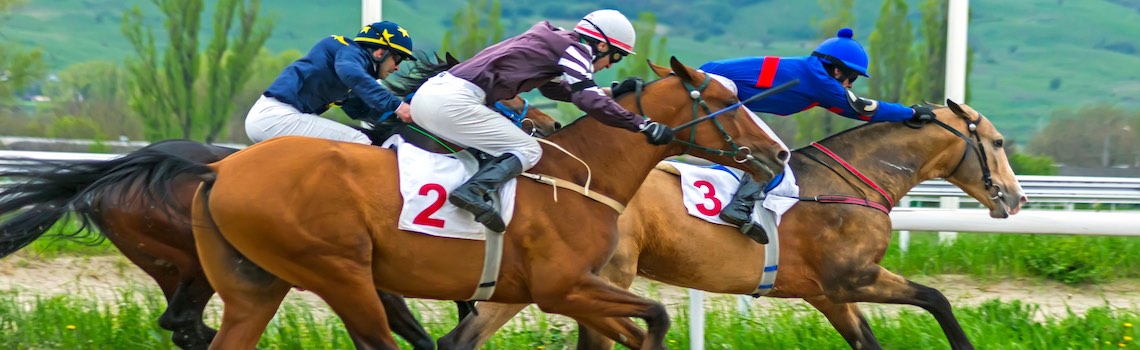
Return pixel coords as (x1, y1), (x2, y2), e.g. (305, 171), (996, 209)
(104, 57), (787, 350)
(0, 55), (558, 350)
(437, 100), (1029, 350)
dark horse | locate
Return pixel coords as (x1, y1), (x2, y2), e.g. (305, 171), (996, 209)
(0, 53), (558, 350)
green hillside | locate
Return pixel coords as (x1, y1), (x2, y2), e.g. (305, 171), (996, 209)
(5, 0), (1140, 142)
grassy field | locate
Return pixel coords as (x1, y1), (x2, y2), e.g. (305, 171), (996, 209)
(0, 287), (1136, 349)
(21, 223), (1140, 285)
(5, 0), (1140, 142)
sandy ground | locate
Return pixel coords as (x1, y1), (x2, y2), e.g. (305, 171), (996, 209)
(2, 254), (1139, 328)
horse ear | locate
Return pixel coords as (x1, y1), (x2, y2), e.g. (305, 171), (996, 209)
(946, 99), (967, 116)
(648, 59), (671, 78)
(444, 52), (461, 66)
(669, 56), (695, 84)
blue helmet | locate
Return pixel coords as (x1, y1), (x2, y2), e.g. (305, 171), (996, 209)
(355, 21), (416, 61)
(812, 28), (869, 77)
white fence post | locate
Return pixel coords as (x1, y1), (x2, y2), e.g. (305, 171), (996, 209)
(899, 196), (912, 254)
(938, 196), (960, 243)
(689, 289), (705, 350)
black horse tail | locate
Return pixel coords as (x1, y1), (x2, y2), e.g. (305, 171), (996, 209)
(0, 148), (212, 257)
(382, 51), (461, 97)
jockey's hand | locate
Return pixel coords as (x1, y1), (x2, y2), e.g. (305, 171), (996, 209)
(639, 120), (674, 145)
(611, 77), (645, 97)
(396, 102), (413, 123)
(910, 105), (936, 122)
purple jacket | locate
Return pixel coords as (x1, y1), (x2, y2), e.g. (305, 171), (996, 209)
(448, 21), (643, 132)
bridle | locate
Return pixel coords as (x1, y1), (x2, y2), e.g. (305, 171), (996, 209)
(916, 108), (1001, 200)
(626, 74), (766, 172)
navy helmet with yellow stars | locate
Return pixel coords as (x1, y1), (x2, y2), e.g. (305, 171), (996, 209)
(354, 21), (416, 61)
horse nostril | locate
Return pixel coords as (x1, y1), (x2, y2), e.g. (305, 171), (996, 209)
(777, 150), (790, 162)
(553, 122), (563, 130)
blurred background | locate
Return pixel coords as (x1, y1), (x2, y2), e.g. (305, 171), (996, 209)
(2, 0), (1139, 176)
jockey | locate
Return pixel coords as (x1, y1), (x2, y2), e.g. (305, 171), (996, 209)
(696, 28), (936, 243)
(246, 21), (416, 145)
(411, 9), (674, 232)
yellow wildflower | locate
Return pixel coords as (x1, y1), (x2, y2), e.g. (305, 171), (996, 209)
(1126, 322), (1134, 328)
(1120, 342), (1127, 347)
(1126, 336), (1134, 341)
(65, 325), (76, 330)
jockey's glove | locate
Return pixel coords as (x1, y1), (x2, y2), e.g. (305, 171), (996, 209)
(910, 105), (937, 122)
(611, 77), (645, 97)
(639, 120), (674, 145)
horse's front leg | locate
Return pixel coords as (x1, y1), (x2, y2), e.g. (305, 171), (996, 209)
(825, 265), (973, 350)
(437, 302), (528, 350)
(377, 291), (436, 350)
(803, 296), (882, 350)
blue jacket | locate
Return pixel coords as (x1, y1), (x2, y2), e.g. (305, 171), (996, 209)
(699, 56), (913, 122)
(264, 35), (402, 123)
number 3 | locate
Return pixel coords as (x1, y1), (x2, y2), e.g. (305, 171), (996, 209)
(413, 183), (447, 228)
(693, 180), (722, 216)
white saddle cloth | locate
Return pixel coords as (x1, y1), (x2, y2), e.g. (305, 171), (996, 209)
(666, 157), (799, 226)
(386, 135), (518, 240)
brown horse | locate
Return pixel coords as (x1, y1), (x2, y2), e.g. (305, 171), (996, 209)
(105, 57), (786, 350)
(438, 100), (1030, 350)
(0, 94), (556, 349)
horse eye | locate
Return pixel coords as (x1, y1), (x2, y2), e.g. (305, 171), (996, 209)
(993, 139), (1004, 148)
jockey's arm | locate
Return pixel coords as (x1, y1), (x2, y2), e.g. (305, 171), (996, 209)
(538, 79), (572, 102)
(554, 46), (644, 132)
(334, 47), (403, 114)
(338, 97), (385, 124)
(817, 80), (915, 122)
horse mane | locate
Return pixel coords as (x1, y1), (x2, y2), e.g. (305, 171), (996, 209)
(381, 51), (457, 97)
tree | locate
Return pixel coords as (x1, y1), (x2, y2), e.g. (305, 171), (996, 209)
(903, 0), (948, 104)
(1027, 104), (1140, 167)
(0, 0), (46, 105)
(867, 0), (913, 102)
(791, 0), (860, 147)
(41, 61), (141, 139)
(616, 12), (668, 80)
(441, 0), (505, 60)
(121, 0), (273, 142)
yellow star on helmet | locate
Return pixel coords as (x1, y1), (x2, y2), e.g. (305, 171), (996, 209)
(381, 29), (395, 43)
(397, 26), (409, 37)
(360, 25), (371, 34)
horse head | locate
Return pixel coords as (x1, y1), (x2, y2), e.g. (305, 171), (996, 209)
(926, 100), (1028, 218)
(643, 56), (787, 183)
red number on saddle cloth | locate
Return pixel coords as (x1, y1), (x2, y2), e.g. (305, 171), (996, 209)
(692, 180), (723, 216)
(413, 183), (447, 228)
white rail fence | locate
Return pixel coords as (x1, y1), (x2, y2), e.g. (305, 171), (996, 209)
(4, 151), (1140, 349)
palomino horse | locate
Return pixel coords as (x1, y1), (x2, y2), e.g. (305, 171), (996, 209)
(101, 57), (786, 350)
(0, 60), (557, 350)
(438, 100), (1029, 350)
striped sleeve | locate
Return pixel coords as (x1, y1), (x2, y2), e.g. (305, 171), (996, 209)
(557, 44), (644, 132)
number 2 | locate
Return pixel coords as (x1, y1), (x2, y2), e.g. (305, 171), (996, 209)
(413, 183), (447, 228)
(693, 180), (722, 216)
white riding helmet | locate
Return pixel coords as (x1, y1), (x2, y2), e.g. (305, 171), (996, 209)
(573, 9), (636, 56)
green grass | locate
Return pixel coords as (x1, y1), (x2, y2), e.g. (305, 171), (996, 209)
(0, 288), (1136, 349)
(883, 232), (1140, 284)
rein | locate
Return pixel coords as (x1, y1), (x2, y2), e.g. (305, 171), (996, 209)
(797, 108), (999, 214)
(630, 74), (755, 164)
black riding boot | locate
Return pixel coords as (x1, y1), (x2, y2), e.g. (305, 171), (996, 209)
(448, 153), (523, 232)
(718, 176), (769, 244)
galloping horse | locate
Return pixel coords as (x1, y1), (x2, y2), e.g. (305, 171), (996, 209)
(438, 101), (1029, 350)
(102, 57), (785, 350)
(0, 55), (558, 350)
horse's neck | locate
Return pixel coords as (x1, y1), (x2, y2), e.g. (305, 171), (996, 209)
(794, 124), (957, 202)
(531, 118), (679, 205)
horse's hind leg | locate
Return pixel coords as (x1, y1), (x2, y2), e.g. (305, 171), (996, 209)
(437, 302), (527, 350)
(194, 210), (290, 349)
(378, 291), (435, 350)
(804, 296), (882, 350)
(534, 275), (668, 350)
(829, 265), (972, 350)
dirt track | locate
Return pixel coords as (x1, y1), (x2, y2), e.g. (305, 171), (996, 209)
(2, 255), (1138, 325)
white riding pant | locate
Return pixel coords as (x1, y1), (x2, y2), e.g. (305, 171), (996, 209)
(411, 72), (542, 169)
(245, 95), (371, 145)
